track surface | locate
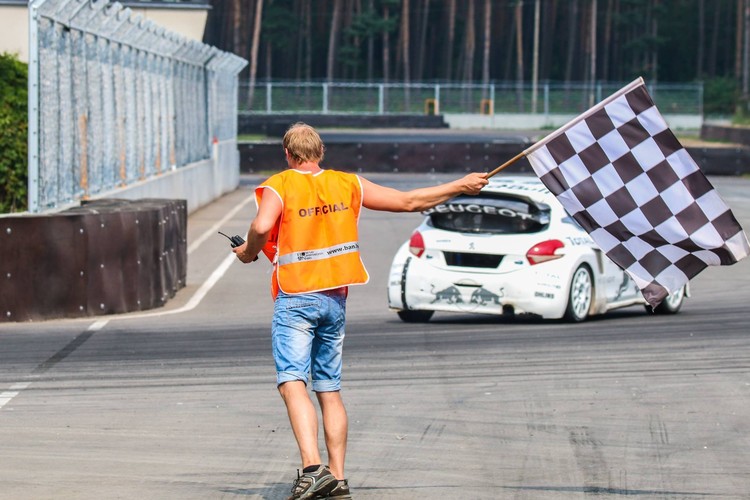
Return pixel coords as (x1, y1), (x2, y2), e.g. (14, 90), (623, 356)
(1, 175), (748, 499)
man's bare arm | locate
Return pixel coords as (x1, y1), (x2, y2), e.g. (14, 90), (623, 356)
(233, 189), (282, 263)
(360, 172), (488, 212)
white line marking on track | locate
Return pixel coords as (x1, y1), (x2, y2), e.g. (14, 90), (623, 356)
(89, 319), (109, 331)
(0, 382), (31, 410)
(111, 252), (238, 321)
(0, 392), (19, 409)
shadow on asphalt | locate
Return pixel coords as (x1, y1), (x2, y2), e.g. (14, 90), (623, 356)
(380, 308), (653, 326)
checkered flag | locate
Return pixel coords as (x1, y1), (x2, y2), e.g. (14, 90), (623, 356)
(524, 77), (750, 308)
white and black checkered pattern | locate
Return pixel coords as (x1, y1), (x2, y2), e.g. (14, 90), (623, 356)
(525, 78), (750, 307)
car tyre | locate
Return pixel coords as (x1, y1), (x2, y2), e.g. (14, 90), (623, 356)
(647, 286), (686, 315)
(564, 265), (593, 322)
(397, 310), (434, 323)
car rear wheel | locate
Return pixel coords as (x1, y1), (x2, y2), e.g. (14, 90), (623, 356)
(564, 265), (593, 322)
(397, 310), (434, 323)
(647, 286), (686, 315)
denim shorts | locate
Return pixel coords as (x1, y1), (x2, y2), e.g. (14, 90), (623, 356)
(271, 289), (347, 392)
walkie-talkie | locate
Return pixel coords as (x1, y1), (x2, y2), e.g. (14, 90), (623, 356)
(219, 231), (258, 261)
(218, 231), (245, 248)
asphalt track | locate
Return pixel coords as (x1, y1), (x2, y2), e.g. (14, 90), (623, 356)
(1, 174), (749, 499)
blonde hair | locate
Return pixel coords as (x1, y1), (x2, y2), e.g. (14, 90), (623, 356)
(283, 122), (325, 163)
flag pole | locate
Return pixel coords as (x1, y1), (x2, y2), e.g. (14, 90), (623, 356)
(486, 151), (527, 179)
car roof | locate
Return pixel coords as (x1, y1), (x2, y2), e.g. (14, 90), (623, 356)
(482, 175), (557, 204)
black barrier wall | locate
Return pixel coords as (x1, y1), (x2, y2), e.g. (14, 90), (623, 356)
(0, 199), (187, 322)
(239, 113), (448, 136)
(240, 140), (536, 174)
(240, 140), (749, 176)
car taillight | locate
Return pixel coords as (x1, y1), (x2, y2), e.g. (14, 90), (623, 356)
(526, 239), (564, 265)
(409, 230), (425, 257)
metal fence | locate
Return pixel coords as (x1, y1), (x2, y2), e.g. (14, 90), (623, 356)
(239, 81), (703, 116)
(27, 0), (246, 213)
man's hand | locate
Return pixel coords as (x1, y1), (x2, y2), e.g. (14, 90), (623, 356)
(456, 172), (489, 195)
(232, 242), (257, 263)
(232, 188), (280, 264)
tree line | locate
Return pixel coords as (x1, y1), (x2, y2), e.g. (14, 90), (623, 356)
(203, 1), (750, 115)
(203, 0), (746, 82)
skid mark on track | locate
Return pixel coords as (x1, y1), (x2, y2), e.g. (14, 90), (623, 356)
(649, 414), (670, 446)
(2, 320), (106, 412)
(419, 420), (446, 443)
(31, 319), (107, 374)
(525, 397), (558, 436)
(568, 426), (611, 491)
(648, 414), (675, 494)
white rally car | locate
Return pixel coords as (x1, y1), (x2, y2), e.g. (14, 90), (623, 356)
(387, 176), (687, 322)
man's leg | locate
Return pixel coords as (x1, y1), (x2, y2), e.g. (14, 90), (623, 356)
(278, 380), (322, 468)
(316, 390), (348, 479)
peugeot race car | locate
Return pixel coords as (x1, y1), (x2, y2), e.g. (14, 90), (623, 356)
(387, 176), (687, 322)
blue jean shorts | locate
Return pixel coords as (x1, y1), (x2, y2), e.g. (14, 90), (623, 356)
(271, 289), (347, 392)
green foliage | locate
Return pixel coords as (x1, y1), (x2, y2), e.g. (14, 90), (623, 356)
(262, 0), (297, 51)
(0, 52), (28, 213)
(339, 1), (399, 77)
(732, 101), (750, 126)
(702, 77), (739, 117)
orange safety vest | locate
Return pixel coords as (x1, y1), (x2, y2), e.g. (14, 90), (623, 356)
(255, 169), (370, 298)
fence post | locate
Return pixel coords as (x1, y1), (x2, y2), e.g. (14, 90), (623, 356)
(378, 84), (384, 114)
(27, 0), (41, 213)
(266, 82), (272, 112)
(322, 83), (329, 114)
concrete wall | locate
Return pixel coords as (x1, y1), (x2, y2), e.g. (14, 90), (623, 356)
(444, 113), (703, 131)
(64, 139), (240, 216)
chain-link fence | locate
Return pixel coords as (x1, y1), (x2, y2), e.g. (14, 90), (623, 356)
(239, 81), (703, 116)
(28, 0), (246, 213)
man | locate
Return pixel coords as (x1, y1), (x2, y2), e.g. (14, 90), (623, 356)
(233, 123), (488, 500)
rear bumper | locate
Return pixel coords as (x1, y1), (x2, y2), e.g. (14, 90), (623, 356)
(388, 255), (569, 319)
